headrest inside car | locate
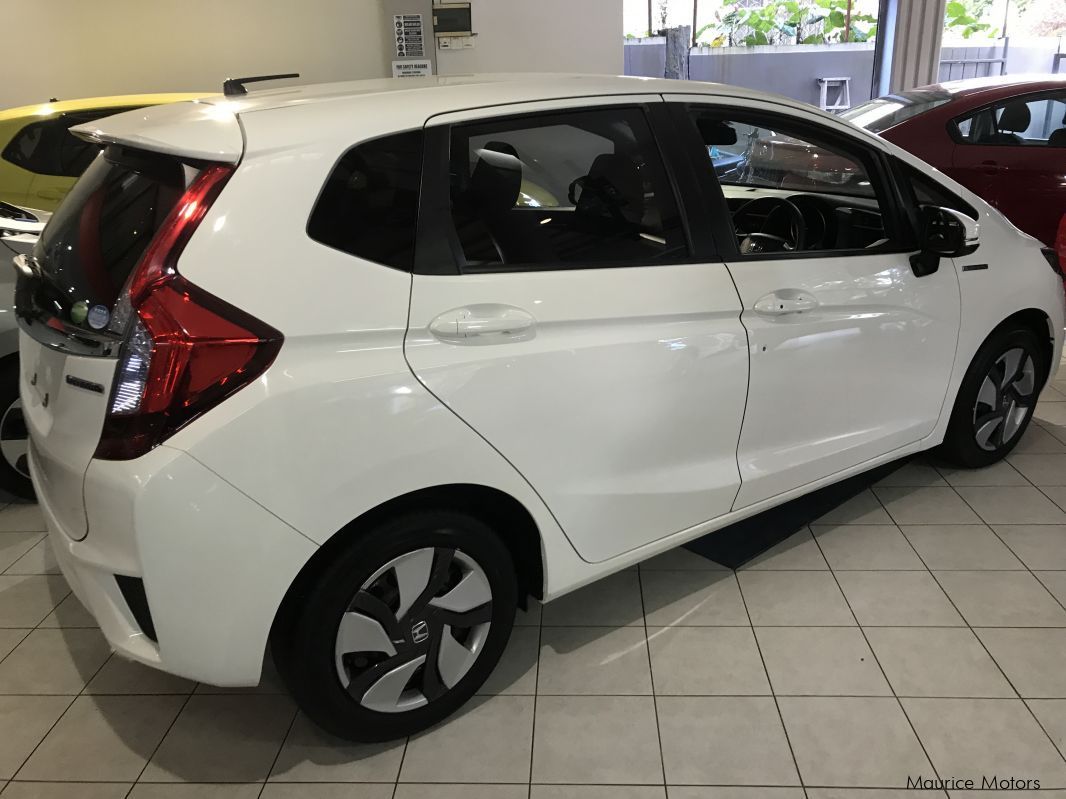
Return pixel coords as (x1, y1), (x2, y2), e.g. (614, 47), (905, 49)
(698, 119), (738, 146)
(997, 101), (1031, 133)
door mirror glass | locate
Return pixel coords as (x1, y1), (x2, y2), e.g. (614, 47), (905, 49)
(920, 205), (980, 258)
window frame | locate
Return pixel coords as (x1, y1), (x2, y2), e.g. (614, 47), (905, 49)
(668, 100), (918, 262)
(948, 89), (1066, 147)
(414, 101), (705, 276)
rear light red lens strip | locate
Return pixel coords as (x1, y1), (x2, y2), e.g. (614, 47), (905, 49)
(95, 164), (283, 461)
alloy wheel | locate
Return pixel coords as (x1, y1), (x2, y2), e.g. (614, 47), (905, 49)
(972, 347), (1036, 452)
(334, 547), (493, 713)
(0, 398), (30, 480)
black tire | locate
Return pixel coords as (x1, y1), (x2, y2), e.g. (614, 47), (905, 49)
(0, 359), (34, 501)
(940, 324), (1046, 468)
(275, 510), (517, 742)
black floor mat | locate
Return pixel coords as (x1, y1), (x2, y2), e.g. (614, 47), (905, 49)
(682, 457), (910, 569)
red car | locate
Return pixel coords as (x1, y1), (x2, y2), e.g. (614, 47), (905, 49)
(841, 75), (1066, 250)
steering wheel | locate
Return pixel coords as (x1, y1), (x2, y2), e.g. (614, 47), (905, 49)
(732, 196), (807, 254)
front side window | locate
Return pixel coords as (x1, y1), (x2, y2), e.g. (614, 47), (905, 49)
(447, 107), (687, 270)
(954, 93), (1066, 147)
(307, 129), (424, 270)
(689, 109), (895, 255)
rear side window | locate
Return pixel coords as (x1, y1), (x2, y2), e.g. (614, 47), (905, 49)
(447, 107), (687, 270)
(30, 148), (186, 333)
(841, 90), (952, 134)
(307, 130), (424, 270)
(3, 109), (136, 178)
(954, 92), (1066, 147)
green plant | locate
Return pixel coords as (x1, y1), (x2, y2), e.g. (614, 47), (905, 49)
(693, 0), (877, 47)
(945, 0), (995, 37)
(813, 0), (878, 42)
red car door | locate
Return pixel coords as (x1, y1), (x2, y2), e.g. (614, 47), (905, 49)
(950, 92), (1066, 246)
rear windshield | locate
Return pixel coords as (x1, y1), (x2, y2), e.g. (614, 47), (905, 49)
(841, 90), (953, 133)
(29, 148), (186, 334)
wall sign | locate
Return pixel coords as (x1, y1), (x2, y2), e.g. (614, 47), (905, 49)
(393, 14), (425, 58)
(392, 60), (433, 78)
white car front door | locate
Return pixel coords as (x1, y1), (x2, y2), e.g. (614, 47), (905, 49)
(404, 99), (750, 563)
(668, 98), (962, 509)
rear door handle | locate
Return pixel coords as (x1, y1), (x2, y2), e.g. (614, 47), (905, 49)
(753, 289), (819, 317)
(981, 159), (1001, 176)
(429, 304), (536, 343)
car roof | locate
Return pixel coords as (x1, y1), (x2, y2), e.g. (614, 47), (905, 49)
(922, 73), (1066, 102)
(195, 73), (812, 117)
(0, 93), (210, 123)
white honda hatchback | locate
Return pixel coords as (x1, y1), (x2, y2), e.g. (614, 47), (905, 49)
(14, 74), (1064, 741)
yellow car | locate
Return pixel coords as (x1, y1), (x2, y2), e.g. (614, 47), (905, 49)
(0, 93), (205, 211)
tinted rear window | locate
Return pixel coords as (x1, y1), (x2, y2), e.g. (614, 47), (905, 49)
(3, 108), (138, 178)
(29, 149), (185, 333)
(841, 91), (952, 134)
(307, 130), (424, 270)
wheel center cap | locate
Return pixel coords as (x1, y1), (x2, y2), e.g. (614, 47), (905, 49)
(410, 620), (430, 644)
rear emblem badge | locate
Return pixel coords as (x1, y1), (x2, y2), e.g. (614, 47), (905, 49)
(411, 620), (429, 644)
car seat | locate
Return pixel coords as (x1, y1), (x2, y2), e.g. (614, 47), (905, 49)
(464, 141), (556, 265)
(977, 101), (1030, 144)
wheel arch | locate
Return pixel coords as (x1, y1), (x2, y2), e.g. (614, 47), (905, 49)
(990, 308), (1055, 386)
(271, 483), (544, 644)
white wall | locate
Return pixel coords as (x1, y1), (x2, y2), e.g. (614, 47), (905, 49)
(4, 0), (624, 110)
(4, 0), (389, 109)
(434, 0), (623, 76)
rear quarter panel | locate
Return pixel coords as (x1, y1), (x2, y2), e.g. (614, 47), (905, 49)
(167, 100), (590, 599)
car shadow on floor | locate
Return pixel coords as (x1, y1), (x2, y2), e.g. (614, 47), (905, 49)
(683, 456), (908, 569)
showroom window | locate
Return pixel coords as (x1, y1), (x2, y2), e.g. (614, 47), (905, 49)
(2, 110), (128, 177)
(687, 109), (897, 254)
(447, 107), (687, 270)
(954, 93), (1066, 147)
(308, 130), (424, 270)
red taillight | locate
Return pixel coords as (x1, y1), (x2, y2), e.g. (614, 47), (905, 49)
(94, 165), (282, 461)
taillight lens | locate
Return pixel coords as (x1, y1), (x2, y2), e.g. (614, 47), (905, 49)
(94, 165), (282, 461)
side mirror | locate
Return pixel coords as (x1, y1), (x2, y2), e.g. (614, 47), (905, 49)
(921, 206), (980, 257)
(911, 206), (980, 277)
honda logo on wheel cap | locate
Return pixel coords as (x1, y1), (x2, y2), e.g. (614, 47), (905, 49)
(410, 620), (430, 644)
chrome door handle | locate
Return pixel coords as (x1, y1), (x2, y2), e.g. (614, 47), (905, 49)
(429, 304), (536, 343)
(753, 290), (819, 317)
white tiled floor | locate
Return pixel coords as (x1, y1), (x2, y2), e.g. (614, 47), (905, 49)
(6, 380), (1066, 797)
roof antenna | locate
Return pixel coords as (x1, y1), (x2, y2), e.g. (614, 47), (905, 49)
(223, 73), (300, 97)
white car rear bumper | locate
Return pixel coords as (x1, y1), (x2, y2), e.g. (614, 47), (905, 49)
(33, 442), (317, 686)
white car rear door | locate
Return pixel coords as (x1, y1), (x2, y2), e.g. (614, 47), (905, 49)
(405, 97), (750, 563)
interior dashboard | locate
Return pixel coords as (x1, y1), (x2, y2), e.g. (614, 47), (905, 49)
(722, 185), (889, 252)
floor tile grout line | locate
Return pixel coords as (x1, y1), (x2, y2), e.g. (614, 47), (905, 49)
(635, 564), (669, 789)
(128, 689), (195, 786)
(526, 600), (543, 799)
(7, 625), (114, 784)
(0, 531), (47, 576)
(389, 734), (409, 799)
(0, 628), (34, 670)
(731, 568), (808, 799)
(940, 466), (1066, 766)
(811, 499), (944, 784)
(257, 703), (300, 798)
